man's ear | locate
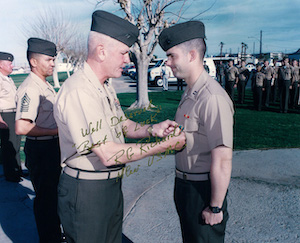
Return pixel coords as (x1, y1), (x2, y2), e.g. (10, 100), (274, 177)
(189, 50), (197, 62)
(96, 44), (106, 62)
(29, 57), (38, 68)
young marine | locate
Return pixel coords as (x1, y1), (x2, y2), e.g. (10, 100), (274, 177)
(159, 21), (234, 243)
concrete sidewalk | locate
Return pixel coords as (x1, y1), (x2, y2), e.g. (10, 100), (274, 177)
(1, 148), (300, 243)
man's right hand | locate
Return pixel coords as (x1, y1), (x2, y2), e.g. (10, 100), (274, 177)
(166, 126), (186, 151)
(0, 121), (8, 129)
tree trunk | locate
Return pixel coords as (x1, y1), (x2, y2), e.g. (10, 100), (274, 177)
(129, 52), (154, 110)
(53, 53), (60, 88)
(66, 56), (72, 78)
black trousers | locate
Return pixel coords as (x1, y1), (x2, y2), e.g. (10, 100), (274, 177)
(225, 81), (235, 101)
(0, 112), (22, 181)
(263, 79), (272, 106)
(271, 80), (278, 103)
(254, 86), (263, 111)
(279, 80), (291, 113)
(290, 82), (299, 108)
(174, 178), (229, 243)
(25, 138), (62, 243)
(217, 75), (225, 88)
(58, 173), (123, 243)
(237, 81), (246, 104)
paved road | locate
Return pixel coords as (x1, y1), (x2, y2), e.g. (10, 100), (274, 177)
(122, 149), (300, 243)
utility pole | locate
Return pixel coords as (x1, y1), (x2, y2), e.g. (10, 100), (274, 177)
(241, 42), (244, 60)
(260, 30), (262, 55)
(219, 42), (224, 57)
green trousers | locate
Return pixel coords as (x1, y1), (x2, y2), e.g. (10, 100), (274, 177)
(174, 177), (229, 243)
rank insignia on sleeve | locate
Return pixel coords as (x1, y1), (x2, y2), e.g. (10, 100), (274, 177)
(20, 93), (31, 112)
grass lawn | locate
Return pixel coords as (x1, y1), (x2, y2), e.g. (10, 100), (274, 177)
(118, 90), (300, 151)
(11, 72), (69, 88)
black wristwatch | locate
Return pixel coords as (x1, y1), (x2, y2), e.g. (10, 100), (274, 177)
(209, 205), (222, 214)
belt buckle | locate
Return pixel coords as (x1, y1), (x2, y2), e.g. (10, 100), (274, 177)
(183, 172), (187, 180)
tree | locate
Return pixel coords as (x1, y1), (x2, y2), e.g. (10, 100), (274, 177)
(23, 8), (78, 87)
(64, 34), (88, 76)
(94, 0), (196, 109)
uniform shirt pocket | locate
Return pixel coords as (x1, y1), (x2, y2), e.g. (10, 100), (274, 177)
(184, 118), (199, 132)
(184, 119), (201, 154)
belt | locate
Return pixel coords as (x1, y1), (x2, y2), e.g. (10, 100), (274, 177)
(63, 166), (123, 180)
(27, 135), (58, 141)
(175, 169), (209, 181)
(0, 108), (16, 113)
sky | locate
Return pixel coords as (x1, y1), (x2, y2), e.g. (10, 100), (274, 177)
(1, 0), (300, 66)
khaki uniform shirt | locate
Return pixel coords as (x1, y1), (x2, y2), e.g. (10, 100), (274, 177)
(254, 72), (265, 87)
(0, 72), (17, 110)
(262, 66), (274, 80)
(279, 65), (293, 81)
(15, 72), (57, 129)
(238, 67), (248, 81)
(292, 66), (299, 83)
(175, 71), (234, 173)
(54, 62), (125, 171)
(226, 66), (239, 81)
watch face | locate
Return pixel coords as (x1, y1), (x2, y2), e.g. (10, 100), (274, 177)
(210, 206), (221, 213)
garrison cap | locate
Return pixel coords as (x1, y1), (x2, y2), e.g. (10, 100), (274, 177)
(0, 52), (14, 61)
(27, 38), (57, 57)
(91, 10), (139, 47)
(159, 21), (206, 51)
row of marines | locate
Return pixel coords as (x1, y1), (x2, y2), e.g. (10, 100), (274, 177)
(0, 10), (234, 243)
(217, 58), (300, 112)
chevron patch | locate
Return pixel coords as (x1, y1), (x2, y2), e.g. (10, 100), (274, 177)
(20, 93), (31, 112)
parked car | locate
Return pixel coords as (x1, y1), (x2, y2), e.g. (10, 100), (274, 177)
(122, 64), (135, 76)
(148, 59), (176, 86)
(128, 61), (158, 80)
(148, 58), (216, 86)
(246, 63), (256, 72)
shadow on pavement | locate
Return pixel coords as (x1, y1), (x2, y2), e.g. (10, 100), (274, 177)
(0, 165), (38, 243)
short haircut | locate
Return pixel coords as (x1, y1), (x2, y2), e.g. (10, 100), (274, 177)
(26, 51), (40, 68)
(88, 31), (116, 56)
(177, 38), (206, 60)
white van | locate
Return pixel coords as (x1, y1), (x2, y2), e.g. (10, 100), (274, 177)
(148, 58), (216, 86)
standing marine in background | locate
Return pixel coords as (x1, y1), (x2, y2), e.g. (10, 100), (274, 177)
(290, 59), (299, 109)
(262, 60), (274, 107)
(251, 63), (265, 111)
(225, 60), (239, 101)
(0, 52), (22, 182)
(237, 60), (250, 104)
(216, 60), (226, 87)
(278, 57), (293, 113)
(271, 59), (280, 104)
